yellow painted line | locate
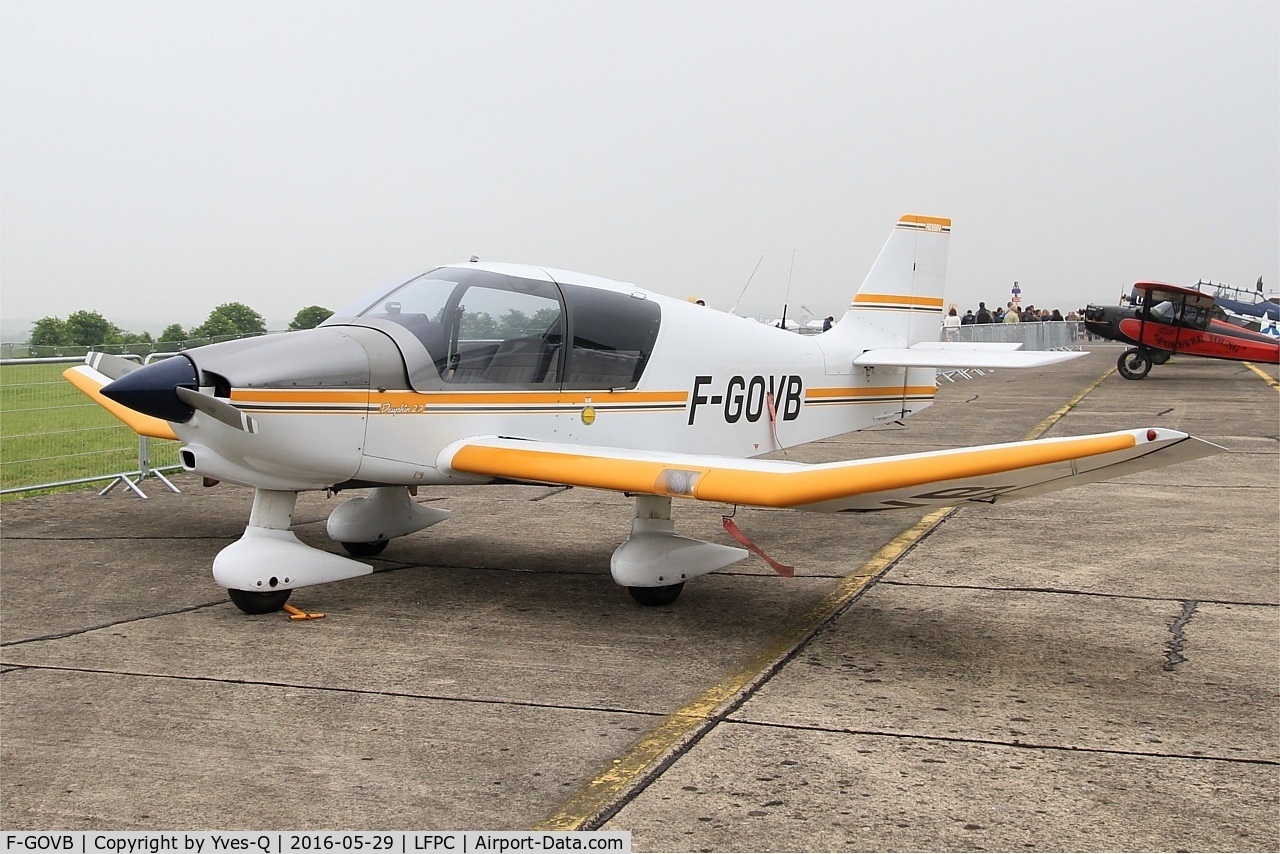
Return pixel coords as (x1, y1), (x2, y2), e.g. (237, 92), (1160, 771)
(1024, 364), (1115, 439)
(533, 362), (1110, 831)
(533, 506), (954, 832)
(1243, 361), (1280, 392)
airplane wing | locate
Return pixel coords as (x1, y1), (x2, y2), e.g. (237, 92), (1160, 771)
(64, 364), (179, 441)
(854, 344), (1083, 369)
(440, 428), (1223, 513)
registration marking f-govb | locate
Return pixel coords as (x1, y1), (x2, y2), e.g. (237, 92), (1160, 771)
(688, 374), (804, 425)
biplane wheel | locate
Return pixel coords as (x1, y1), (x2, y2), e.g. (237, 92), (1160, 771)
(341, 539), (390, 557)
(1152, 351), (1172, 365)
(627, 582), (684, 607)
(1117, 349), (1153, 380)
(228, 587), (292, 614)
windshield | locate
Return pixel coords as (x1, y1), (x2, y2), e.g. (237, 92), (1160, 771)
(1148, 299), (1211, 330)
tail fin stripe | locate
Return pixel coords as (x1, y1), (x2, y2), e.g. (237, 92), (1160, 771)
(853, 293), (945, 309)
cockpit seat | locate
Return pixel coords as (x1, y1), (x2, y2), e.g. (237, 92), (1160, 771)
(481, 336), (556, 384)
(566, 348), (642, 388)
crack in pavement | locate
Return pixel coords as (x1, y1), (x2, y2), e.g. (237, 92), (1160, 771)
(0, 661), (671, 721)
(882, 579), (1276, 609)
(1163, 600), (1198, 671)
(723, 717), (1280, 766)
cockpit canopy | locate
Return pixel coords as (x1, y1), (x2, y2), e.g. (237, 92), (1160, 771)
(328, 266), (662, 392)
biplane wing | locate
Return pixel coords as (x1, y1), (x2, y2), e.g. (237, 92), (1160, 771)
(440, 428), (1224, 514)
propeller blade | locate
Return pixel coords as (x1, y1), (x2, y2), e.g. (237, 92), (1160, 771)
(175, 386), (259, 434)
(85, 352), (140, 380)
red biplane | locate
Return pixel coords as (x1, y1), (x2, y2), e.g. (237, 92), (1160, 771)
(1083, 281), (1280, 380)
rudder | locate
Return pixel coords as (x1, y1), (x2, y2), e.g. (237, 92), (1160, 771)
(837, 214), (951, 346)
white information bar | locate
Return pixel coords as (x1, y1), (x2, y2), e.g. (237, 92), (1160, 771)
(2, 833), (630, 854)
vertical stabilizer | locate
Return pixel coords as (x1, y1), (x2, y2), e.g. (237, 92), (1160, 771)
(831, 214), (950, 346)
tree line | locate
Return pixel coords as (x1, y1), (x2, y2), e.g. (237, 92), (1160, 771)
(27, 303), (335, 347)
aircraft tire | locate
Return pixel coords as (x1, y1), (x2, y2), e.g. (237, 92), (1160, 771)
(342, 539), (390, 557)
(627, 582), (684, 607)
(228, 587), (292, 614)
(1151, 351), (1172, 365)
(1117, 349), (1153, 380)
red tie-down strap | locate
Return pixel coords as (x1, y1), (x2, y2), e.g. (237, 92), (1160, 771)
(766, 391), (782, 450)
(722, 516), (795, 577)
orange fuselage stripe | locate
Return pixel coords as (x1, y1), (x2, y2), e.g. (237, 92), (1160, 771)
(231, 389), (690, 406)
(230, 386), (933, 407)
(805, 385), (936, 400)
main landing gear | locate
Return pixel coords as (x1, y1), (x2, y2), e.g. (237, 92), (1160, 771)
(1117, 348), (1153, 380)
(611, 495), (747, 606)
(1117, 348), (1172, 380)
(340, 539), (389, 557)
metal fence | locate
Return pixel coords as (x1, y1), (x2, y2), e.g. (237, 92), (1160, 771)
(942, 320), (1088, 349)
(0, 354), (182, 497)
(0, 331), (260, 361)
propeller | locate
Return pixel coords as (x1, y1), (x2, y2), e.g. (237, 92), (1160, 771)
(175, 386), (259, 434)
(85, 352), (141, 380)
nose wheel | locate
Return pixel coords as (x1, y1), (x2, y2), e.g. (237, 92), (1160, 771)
(228, 587), (293, 614)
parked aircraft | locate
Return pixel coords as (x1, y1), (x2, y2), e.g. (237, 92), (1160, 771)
(67, 217), (1221, 613)
(1190, 280), (1280, 335)
(1086, 282), (1280, 380)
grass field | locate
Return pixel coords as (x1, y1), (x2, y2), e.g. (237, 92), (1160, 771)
(0, 362), (181, 496)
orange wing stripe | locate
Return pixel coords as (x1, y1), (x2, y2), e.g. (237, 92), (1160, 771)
(450, 433), (1137, 508)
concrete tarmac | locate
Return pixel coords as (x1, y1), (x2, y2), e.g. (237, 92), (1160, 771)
(2, 349), (1277, 851)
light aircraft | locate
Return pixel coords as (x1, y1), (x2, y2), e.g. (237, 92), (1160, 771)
(1085, 281), (1280, 380)
(1190, 280), (1280, 336)
(67, 216), (1222, 614)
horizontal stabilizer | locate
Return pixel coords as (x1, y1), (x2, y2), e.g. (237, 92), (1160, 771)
(854, 348), (1084, 369)
(439, 429), (1223, 514)
(911, 341), (1024, 351)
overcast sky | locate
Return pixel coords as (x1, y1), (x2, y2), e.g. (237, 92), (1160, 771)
(2, 0), (1276, 336)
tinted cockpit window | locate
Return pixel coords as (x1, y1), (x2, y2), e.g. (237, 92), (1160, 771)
(560, 284), (661, 389)
(339, 268), (659, 391)
(359, 268), (565, 386)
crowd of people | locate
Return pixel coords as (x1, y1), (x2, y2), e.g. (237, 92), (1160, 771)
(943, 302), (1082, 328)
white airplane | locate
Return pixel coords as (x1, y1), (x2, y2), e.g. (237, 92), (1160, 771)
(66, 215), (1222, 614)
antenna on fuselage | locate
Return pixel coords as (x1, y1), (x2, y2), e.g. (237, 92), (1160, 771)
(730, 251), (767, 316)
(779, 249), (795, 330)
